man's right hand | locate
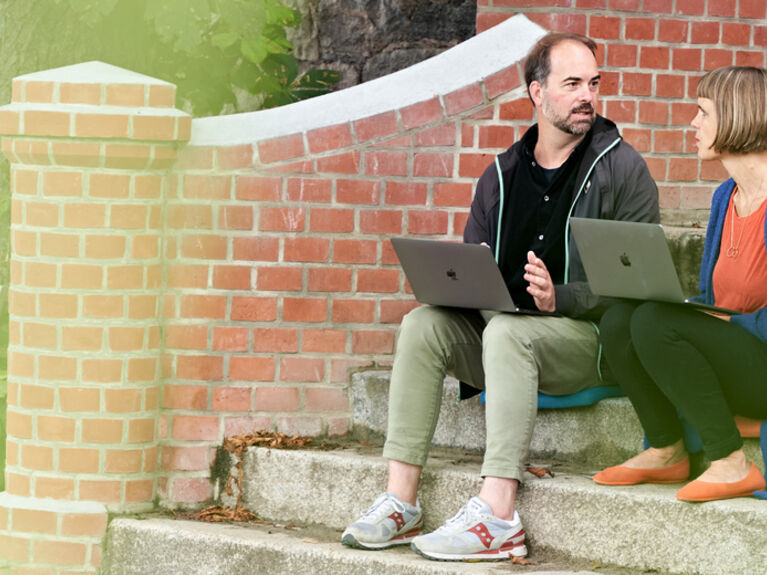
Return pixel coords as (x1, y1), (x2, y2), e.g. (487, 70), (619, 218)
(524, 251), (556, 312)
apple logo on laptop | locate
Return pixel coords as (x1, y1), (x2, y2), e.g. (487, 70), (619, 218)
(619, 253), (632, 267)
(446, 268), (458, 280)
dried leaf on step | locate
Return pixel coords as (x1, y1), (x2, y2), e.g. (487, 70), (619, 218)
(525, 465), (553, 478)
(510, 556), (535, 565)
(221, 430), (314, 510)
(188, 504), (258, 523)
(224, 430), (313, 456)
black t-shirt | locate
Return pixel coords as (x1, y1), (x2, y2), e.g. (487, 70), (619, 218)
(498, 129), (591, 309)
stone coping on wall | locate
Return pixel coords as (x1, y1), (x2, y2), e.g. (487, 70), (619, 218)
(14, 61), (175, 86)
(189, 14), (547, 147)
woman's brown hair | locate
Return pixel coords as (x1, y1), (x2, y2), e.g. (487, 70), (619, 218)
(697, 66), (767, 154)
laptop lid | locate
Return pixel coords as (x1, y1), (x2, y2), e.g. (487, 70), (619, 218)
(569, 218), (686, 301)
(390, 237), (520, 313)
(569, 217), (738, 315)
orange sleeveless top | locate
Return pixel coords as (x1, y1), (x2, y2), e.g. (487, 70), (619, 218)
(713, 190), (767, 314)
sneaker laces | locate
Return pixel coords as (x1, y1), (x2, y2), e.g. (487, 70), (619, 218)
(360, 493), (404, 522)
(438, 498), (494, 534)
(438, 503), (475, 533)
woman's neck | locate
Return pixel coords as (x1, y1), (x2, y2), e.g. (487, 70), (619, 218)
(722, 151), (767, 215)
(723, 151), (767, 198)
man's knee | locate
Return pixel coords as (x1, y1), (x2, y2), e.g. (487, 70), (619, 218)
(397, 306), (476, 354)
(482, 314), (534, 349)
(400, 305), (454, 340)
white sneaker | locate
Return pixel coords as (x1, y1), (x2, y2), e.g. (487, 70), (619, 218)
(341, 492), (423, 550)
(410, 496), (526, 561)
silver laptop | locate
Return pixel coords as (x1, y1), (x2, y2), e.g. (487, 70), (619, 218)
(390, 237), (556, 315)
(569, 217), (739, 315)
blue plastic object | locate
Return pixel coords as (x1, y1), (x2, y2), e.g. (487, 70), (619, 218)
(752, 420), (767, 500)
(644, 418), (703, 454)
(479, 385), (625, 409)
(480, 385), (767, 500)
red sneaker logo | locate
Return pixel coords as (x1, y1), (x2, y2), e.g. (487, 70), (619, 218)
(389, 511), (405, 530)
(469, 523), (493, 548)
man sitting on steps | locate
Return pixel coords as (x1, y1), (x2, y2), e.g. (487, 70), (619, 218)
(341, 31), (659, 562)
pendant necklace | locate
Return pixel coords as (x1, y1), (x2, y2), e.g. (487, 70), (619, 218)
(727, 195), (744, 259)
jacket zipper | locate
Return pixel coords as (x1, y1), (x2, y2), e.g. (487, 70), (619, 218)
(493, 136), (622, 383)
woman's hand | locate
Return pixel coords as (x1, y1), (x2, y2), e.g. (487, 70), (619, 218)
(702, 310), (732, 322)
(524, 251), (556, 312)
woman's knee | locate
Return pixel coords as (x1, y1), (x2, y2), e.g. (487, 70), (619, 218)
(599, 301), (638, 345)
(629, 301), (678, 343)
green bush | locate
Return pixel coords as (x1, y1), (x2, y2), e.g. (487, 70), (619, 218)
(0, 0), (340, 488)
(55, 0), (340, 115)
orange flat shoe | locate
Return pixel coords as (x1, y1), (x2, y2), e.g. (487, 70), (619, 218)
(593, 457), (690, 486)
(676, 462), (766, 502)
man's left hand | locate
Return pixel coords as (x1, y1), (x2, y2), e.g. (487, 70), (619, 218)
(524, 251), (556, 312)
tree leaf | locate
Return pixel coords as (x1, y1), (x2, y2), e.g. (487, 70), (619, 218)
(66, 0), (119, 26)
(262, 53), (298, 85)
(211, 32), (238, 49)
(144, 0), (212, 52)
(261, 90), (298, 108)
(240, 36), (269, 65)
(258, 24), (292, 54)
(265, 4), (299, 28)
(218, 0), (266, 38)
(294, 69), (341, 89)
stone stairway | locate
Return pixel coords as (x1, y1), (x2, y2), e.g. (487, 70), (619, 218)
(105, 516), (613, 575)
(104, 370), (767, 575)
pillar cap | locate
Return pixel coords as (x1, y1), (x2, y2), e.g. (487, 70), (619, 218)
(1, 61), (190, 143)
(11, 61), (179, 110)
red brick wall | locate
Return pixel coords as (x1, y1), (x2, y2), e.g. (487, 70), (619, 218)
(159, 4), (767, 503)
(477, 1), (767, 222)
(161, 66), (530, 501)
(0, 64), (185, 570)
(4, 6), (760, 512)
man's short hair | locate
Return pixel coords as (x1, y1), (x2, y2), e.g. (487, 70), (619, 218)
(697, 66), (767, 155)
(524, 32), (598, 92)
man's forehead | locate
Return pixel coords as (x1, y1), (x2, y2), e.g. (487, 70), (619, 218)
(547, 41), (598, 76)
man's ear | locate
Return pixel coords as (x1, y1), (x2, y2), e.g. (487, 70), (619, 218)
(529, 81), (544, 108)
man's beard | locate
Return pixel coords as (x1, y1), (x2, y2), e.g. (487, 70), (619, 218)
(542, 99), (595, 136)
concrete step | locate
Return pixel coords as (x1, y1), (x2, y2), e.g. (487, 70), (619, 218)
(215, 445), (767, 575)
(350, 371), (764, 469)
(104, 516), (610, 575)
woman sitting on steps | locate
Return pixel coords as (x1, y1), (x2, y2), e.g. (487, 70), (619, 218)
(593, 65), (767, 502)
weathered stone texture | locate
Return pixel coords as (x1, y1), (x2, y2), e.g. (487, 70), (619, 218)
(286, 0), (476, 89)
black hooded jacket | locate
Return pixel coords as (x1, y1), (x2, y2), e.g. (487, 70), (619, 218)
(463, 115), (660, 319)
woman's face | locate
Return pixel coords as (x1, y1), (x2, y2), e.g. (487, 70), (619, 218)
(691, 97), (719, 160)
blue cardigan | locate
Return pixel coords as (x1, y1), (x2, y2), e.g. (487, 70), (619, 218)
(691, 178), (767, 343)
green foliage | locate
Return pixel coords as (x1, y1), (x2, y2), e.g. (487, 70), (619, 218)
(0, 0), (341, 482)
(54, 0), (340, 115)
(61, 0), (120, 26)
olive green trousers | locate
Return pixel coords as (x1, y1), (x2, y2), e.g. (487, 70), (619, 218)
(382, 306), (601, 481)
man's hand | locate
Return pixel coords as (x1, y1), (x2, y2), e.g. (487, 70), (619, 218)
(524, 251), (556, 312)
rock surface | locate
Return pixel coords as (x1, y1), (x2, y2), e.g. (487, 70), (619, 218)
(286, 0), (476, 89)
